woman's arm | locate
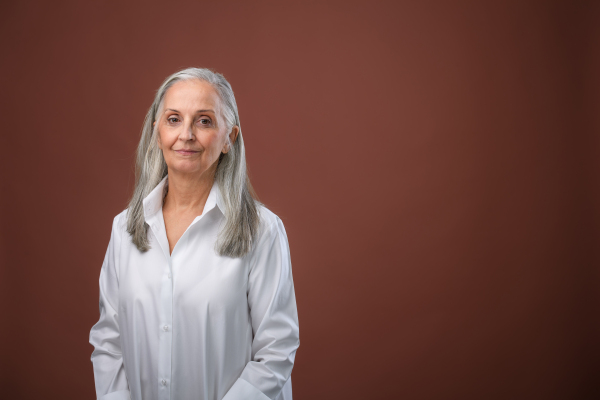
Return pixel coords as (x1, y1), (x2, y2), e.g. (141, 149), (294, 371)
(89, 215), (131, 400)
(222, 216), (300, 400)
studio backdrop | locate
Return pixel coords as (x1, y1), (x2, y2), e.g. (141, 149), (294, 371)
(0, 1), (598, 399)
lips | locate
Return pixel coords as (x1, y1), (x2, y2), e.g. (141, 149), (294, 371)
(175, 149), (199, 155)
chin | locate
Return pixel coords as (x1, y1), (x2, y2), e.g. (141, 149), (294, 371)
(170, 162), (207, 175)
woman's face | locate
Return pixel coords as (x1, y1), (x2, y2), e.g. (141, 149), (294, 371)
(154, 79), (238, 179)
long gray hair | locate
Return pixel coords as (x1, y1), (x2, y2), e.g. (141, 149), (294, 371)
(126, 67), (262, 258)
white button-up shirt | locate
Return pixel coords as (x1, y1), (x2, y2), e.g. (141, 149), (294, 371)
(89, 174), (300, 400)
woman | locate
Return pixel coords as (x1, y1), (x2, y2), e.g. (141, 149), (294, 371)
(89, 67), (300, 400)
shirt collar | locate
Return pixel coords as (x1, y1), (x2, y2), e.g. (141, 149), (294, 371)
(142, 174), (225, 222)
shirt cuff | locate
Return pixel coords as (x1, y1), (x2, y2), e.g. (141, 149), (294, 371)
(98, 389), (131, 400)
(222, 378), (270, 400)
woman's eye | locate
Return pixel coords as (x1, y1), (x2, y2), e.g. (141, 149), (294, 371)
(199, 118), (211, 125)
(167, 117), (179, 123)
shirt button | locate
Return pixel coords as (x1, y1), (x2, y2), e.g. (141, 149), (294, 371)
(161, 379), (167, 386)
(163, 325), (169, 331)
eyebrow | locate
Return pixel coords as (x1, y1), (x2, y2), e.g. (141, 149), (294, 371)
(165, 108), (215, 114)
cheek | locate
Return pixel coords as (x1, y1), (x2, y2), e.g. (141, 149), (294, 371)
(158, 128), (177, 148)
(205, 133), (225, 153)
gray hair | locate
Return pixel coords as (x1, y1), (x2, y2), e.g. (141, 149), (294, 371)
(126, 67), (262, 258)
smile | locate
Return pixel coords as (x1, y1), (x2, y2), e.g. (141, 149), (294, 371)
(175, 150), (199, 156)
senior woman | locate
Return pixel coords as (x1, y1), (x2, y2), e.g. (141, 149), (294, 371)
(89, 67), (299, 400)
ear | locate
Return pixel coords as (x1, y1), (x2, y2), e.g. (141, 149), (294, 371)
(223, 126), (239, 154)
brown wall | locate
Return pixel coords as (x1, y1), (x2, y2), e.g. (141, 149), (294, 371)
(0, 1), (598, 399)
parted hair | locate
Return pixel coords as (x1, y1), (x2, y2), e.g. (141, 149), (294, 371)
(126, 67), (262, 258)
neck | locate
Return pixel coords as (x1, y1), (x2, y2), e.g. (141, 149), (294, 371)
(163, 168), (215, 213)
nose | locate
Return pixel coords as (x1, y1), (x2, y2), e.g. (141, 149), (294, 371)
(179, 120), (194, 141)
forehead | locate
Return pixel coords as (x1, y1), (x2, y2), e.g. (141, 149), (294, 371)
(163, 79), (221, 111)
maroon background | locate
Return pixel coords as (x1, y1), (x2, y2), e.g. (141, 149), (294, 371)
(1, 1), (598, 399)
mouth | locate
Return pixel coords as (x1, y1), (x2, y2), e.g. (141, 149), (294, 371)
(175, 150), (199, 156)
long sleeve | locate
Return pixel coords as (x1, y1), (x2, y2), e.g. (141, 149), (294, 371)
(222, 217), (300, 400)
(89, 215), (131, 400)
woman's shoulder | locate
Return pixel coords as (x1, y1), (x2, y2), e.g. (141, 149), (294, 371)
(256, 202), (280, 226)
(250, 203), (291, 261)
(255, 202), (287, 239)
(111, 208), (130, 235)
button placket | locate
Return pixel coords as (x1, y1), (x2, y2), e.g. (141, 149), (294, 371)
(157, 257), (174, 400)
